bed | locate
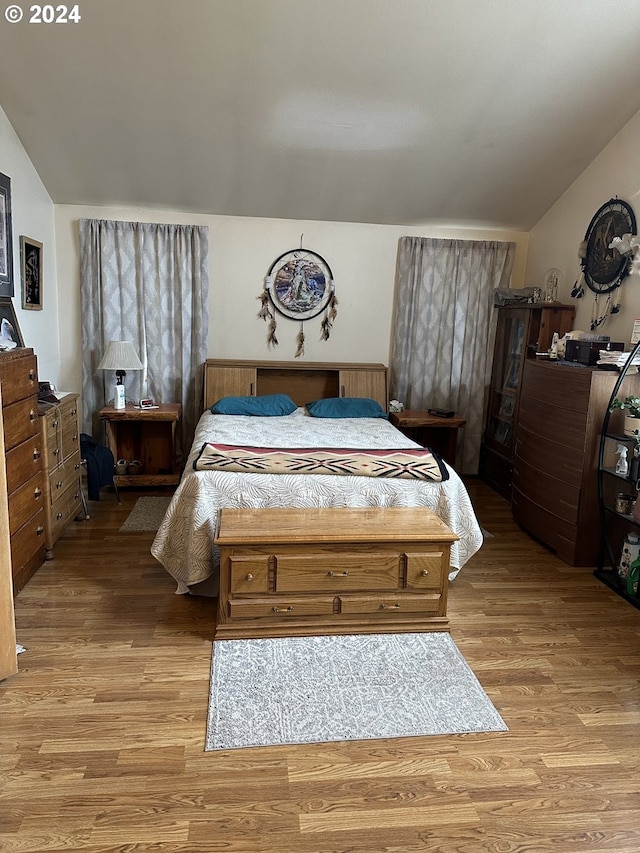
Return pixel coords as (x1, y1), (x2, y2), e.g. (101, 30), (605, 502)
(151, 360), (483, 594)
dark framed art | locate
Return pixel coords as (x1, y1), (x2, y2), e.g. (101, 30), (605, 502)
(20, 235), (43, 310)
(0, 172), (14, 297)
(0, 298), (24, 349)
(582, 198), (637, 294)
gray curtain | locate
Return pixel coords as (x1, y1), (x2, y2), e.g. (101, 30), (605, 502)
(79, 219), (209, 463)
(390, 236), (515, 474)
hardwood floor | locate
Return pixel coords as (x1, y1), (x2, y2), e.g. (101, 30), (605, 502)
(1, 480), (639, 852)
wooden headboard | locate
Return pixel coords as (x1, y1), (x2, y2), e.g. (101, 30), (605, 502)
(203, 359), (388, 412)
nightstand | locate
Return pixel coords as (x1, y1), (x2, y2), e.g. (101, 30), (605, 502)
(389, 410), (466, 467)
(99, 403), (181, 487)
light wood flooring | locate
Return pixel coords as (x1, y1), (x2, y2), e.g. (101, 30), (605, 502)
(1, 480), (639, 852)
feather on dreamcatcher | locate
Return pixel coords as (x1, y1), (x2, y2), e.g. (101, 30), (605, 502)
(257, 240), (337, 357)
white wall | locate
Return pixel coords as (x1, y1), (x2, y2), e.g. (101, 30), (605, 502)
(55, 204), (528, 395)
(0, 107), (59, 383)
(525, 111), (640, 344)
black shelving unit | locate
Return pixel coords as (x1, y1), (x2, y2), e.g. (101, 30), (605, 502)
(596, 340), (640, 609)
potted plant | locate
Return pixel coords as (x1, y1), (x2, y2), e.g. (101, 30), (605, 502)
(610, 395), (640, 438)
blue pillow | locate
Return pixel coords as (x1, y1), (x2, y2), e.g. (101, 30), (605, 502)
(305, 397), (388, 419)
(210, 393), (297, 416)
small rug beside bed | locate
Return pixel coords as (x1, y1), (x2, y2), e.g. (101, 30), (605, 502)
(206, 632), (507, 751)
(119, 496), (172, 532)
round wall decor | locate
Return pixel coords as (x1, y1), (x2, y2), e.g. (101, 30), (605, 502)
(582, 198), (637, 294)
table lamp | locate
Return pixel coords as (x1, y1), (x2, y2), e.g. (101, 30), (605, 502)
(97, 340), (143, 409)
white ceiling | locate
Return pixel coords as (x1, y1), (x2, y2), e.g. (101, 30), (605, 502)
(1, 0), (639, 229)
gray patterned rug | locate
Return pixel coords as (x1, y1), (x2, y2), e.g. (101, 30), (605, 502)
(206, 632), (507, 751)
(119, 496), (172, 532)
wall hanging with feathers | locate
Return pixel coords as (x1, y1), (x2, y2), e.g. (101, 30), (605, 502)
(571, 197), (637, 330)
(257, 241), (337, 358)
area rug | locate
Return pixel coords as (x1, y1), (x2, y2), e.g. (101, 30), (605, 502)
(206, 632), (507, 751)
(119, 496), (172, 532)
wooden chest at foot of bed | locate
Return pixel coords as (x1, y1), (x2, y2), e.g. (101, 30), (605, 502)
(213, 507), (458, 639)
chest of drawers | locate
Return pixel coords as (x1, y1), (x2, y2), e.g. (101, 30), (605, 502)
(0, 348), (45, 593)
(214, 506), (458, 639)
(38, 393), (84, 558)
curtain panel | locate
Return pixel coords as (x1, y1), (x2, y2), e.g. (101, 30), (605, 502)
(390, 237), (515, 474)
(79, 219), (209, 463)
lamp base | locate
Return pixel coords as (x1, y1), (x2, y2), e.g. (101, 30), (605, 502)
(114, 384), (126, 409)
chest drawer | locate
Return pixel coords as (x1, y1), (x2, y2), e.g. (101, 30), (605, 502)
(275, 552), (400, 592)
(229, 556), (269, 594)
(6, 435), (43, 494)
(518, 397), (588, 450)
(43, 403), (81, 463)
(406, 551), (447, 589)
(8, 473), (44, 536)
(513, 454), (580, 524)
(228, 596), (336, 619)
(521, 362), (591, 412)
(48, 454), (82, 501)
(515, 425), (584, 488)
(49, 480), (83, 543)
(10, 507), (46, 572)
(0, 354), (37, 406)
(339, 593), (442, 615)
(3, 397), (39, 450)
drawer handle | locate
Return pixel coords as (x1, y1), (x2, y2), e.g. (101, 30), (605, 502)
(56, 512), (63, 521)
(36, 526), (44, 536)
(52, 419), (59, 428)
(33, 450), (41, 460)
(74, 463), (80, 471)
(328, 571), (349, 577)
(34, 487), (42, 499)
(56, 481), (63, 489)
(380, 603), (400, 610)
(71, 408), (77, 416)
(421, 569), (429, 577)
(53, 449), (60, 456)
(29, 409), (36, 421)
(72, 433), (78, 441)
(29, 369), (36, 381)
(245, 573), (254, 582)
(74, 492), (80, 500)
(271, 606), (294, 613)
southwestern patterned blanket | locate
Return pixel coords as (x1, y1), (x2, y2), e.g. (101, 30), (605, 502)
(194, 443), (447, 482)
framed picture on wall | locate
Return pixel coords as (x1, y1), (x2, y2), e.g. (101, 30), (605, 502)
(0, 172), (14, 297)
(20, 236), (43, 310)
(0, 298), (24, 349)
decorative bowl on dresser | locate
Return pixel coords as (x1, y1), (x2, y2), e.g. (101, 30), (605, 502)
(0, 348), (46, 593)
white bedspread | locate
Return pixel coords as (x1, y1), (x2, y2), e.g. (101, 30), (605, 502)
(151, 408), (483, 592)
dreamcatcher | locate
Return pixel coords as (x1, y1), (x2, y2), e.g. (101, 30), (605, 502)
(571, 198), (637, 330)
(257, 240), (337, 357)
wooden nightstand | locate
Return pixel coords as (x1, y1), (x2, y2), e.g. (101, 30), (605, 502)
(99, 403), (181, 487)
(389, 410), (466, 467)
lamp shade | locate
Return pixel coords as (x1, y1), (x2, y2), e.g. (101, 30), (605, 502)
(97, 341), (143, 372)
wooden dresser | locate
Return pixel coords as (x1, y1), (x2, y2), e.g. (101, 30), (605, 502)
(0, 348), (45, 593)
(512, 359), (617, 566)
(214, 506), (458, 639)
(38, 393), (84, 559)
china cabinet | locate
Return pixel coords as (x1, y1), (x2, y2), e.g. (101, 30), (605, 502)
(480, 303), (575, 498)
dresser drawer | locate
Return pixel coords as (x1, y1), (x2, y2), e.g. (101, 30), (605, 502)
(515, 425), (584, 488)
(518, 397), (588, 450)
(48, 454), (82, 503)
(49, 481), (83, 544)
(522, 362), (591, 412)
(8, 473), (44, 536)
(339, 593), (442, 615)
(513, 454), (580, 524)
(3, 397), (39, 450)
(44, 407), (81, 463)
(0, 354), (37, 406)
(228, 596), (336, 619)
(6, 435), (43, 493)
(10, 507), (46, 576)
(275, 552), (400, 592)
(512, 487), (578, 562)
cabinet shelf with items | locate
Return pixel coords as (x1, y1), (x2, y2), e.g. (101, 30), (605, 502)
(596, 342), (640, 609)
(480, 303), (575, 499)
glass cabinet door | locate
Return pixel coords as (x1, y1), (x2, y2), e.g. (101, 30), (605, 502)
(485, 311), (526, 453)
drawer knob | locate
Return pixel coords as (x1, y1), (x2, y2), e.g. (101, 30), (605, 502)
(36, 526), (44, 536)
(245, 573), (253, 582)
(29, 369), (36, 381)
(34, 488), (42, 499)
(56, 481), (63, 489)
(71, 408), (77, 416)
(328, 570), (349, 577)
(53, 449), (60, 456)
(271, 606), (294, 613)
(52, 419), (59, 428)
(56, 512), (63, 521)
(33, 450), (41, 460)
(29, 409), (36, 421)
(72, 433), (78, 441)
(421, 569), (429, 577)
(380, 603), (400, 610)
